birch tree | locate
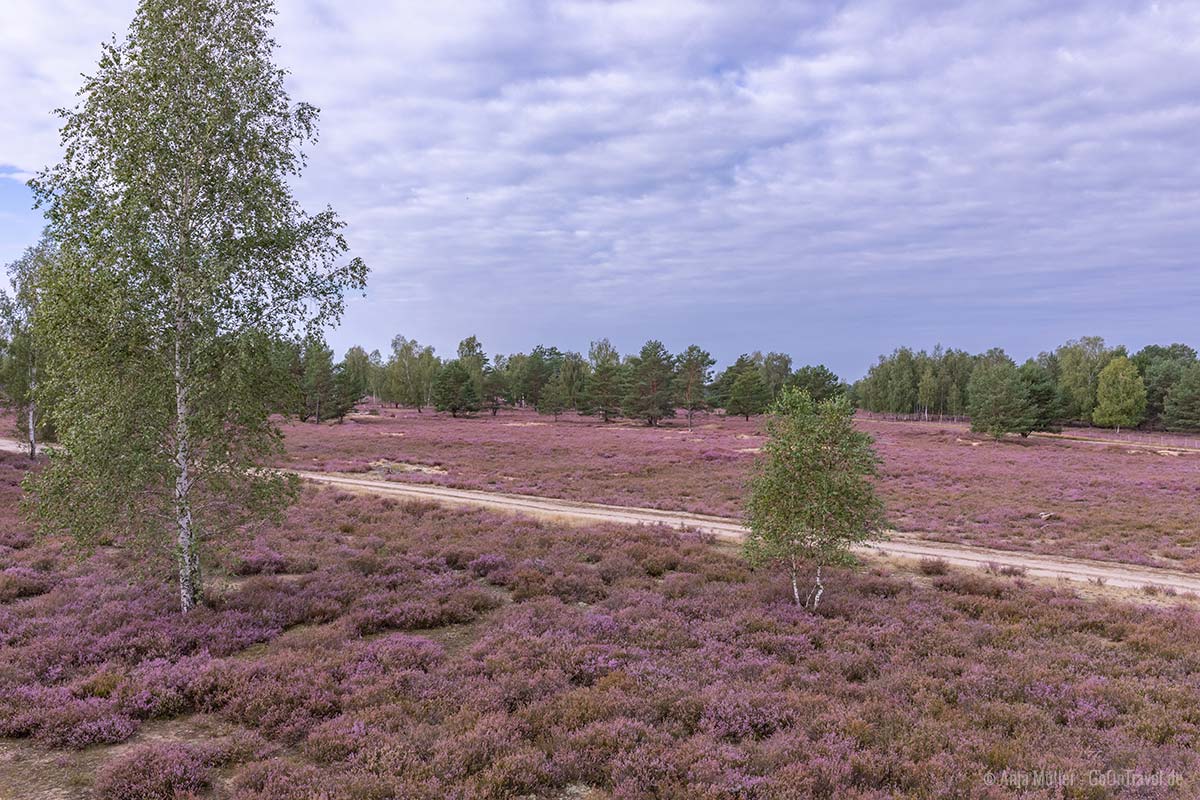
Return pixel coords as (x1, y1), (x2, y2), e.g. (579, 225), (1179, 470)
(1, 241), (55, 458)
(744, 389), (885, 609)
(28, 0), (367, 612)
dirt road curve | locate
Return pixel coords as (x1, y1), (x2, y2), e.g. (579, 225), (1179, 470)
(0, 438), (29, 456)
(300, 471), (1200, 595)
(3, 436), (1194, 595)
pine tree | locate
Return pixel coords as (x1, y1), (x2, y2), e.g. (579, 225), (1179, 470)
(481, 365), (510, 416)
(330, 362), (359, 422)
(711, 354), (758, 409)
(1019, 360), (1063, 433)
(338, 346), (372, 403)
(967, 358), (1035, 438)
(726, 370), (771, 421)
(676, 345), (715, 428)
(432, 360), (480, 417)
(300, 337), (336, 423)
(622, 340), (676, 426)
(581, 355), (624, 422)
(788, 364), (841, 403)
(1133, 343), (1197, 427)
(1163, 364), (1200, 432)
(536, 376), (569, 421)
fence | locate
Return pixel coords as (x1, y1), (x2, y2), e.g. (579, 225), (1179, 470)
(854, 410), (971, 424)
(854, 410), (1200, 450)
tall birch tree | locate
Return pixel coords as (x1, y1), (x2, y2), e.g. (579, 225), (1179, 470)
(28, 0), (367, 612)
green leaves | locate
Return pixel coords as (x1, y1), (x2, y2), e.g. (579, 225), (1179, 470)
(433, 360), (481, 417)
(1164, 364), (1200, 432)
(26, 0), (366, 608)
(1092, 356), (1147, 430)
(744, 388), (886, 605)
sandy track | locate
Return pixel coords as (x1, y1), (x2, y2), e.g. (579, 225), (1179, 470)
(301, 471), (1200, 595)
(0, 438), (30, 456)
(4, 436), (1194, 595)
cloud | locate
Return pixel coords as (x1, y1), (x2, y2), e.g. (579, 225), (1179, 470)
(1, 0), (1198, 374)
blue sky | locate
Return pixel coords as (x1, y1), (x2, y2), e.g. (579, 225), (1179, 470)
(3, 1), (1199, 378)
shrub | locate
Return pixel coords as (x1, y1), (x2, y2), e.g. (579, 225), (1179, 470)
(917, 558), (949, 576)
(231, 759), (333, 800)
(0, 566), (53, 601)
(94, 742), (217, 800)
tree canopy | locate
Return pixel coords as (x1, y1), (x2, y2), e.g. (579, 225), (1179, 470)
(623, 340), (676, 426)
(27, 0), (366, 612)
(433, 360), (480, 417)
(1093, 356), (1147, 430)
(745, 389), (886, 608)
(726, 369), (771, 420)
(967, 354), (1035, 438)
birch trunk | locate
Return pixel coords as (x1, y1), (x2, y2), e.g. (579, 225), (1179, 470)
(173, 268), (200, 612)
(174, 357), (201, 612)
(26, 360), (36, 459)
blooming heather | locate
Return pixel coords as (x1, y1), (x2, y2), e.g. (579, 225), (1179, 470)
(0, 451), (1198, 797)
(281, 407), (1200, 570)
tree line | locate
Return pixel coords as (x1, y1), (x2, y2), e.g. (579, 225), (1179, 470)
(853, 338), (1200, 435)
(265, 331), (1200, 437)
(311, 335), (848, 427)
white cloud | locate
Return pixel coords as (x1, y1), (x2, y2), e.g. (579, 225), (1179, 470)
(2, 0), (1198, 372)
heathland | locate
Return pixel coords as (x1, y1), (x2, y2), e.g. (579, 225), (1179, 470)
(2, 443), (1200, 799)
(283, 407), (1200, 571)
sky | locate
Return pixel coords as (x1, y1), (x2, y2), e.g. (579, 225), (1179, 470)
(2, 1), (1199, 379)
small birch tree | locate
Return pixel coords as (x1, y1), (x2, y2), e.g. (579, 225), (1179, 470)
(0, 241), (55, 458)
(744, 389), (886, 609)
(28, 0), (367, 612)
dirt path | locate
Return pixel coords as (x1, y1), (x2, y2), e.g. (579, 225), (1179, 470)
(4, 435), (1195, 596)
(0, 438), (31, 456)
(302, 471), (1200, 595)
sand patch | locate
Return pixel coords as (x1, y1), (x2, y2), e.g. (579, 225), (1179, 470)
(370, 459), (447, 475)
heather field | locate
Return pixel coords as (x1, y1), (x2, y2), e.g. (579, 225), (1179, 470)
(2, 450), (1200, 799)
(281, 408), (1200, 570)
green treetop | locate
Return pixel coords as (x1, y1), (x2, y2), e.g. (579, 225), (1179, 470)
(745, 389), (886, 609)
(28, 0), (367, 612)
(726, 369), (771, 420)
(1092, 356), (1147, 430)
